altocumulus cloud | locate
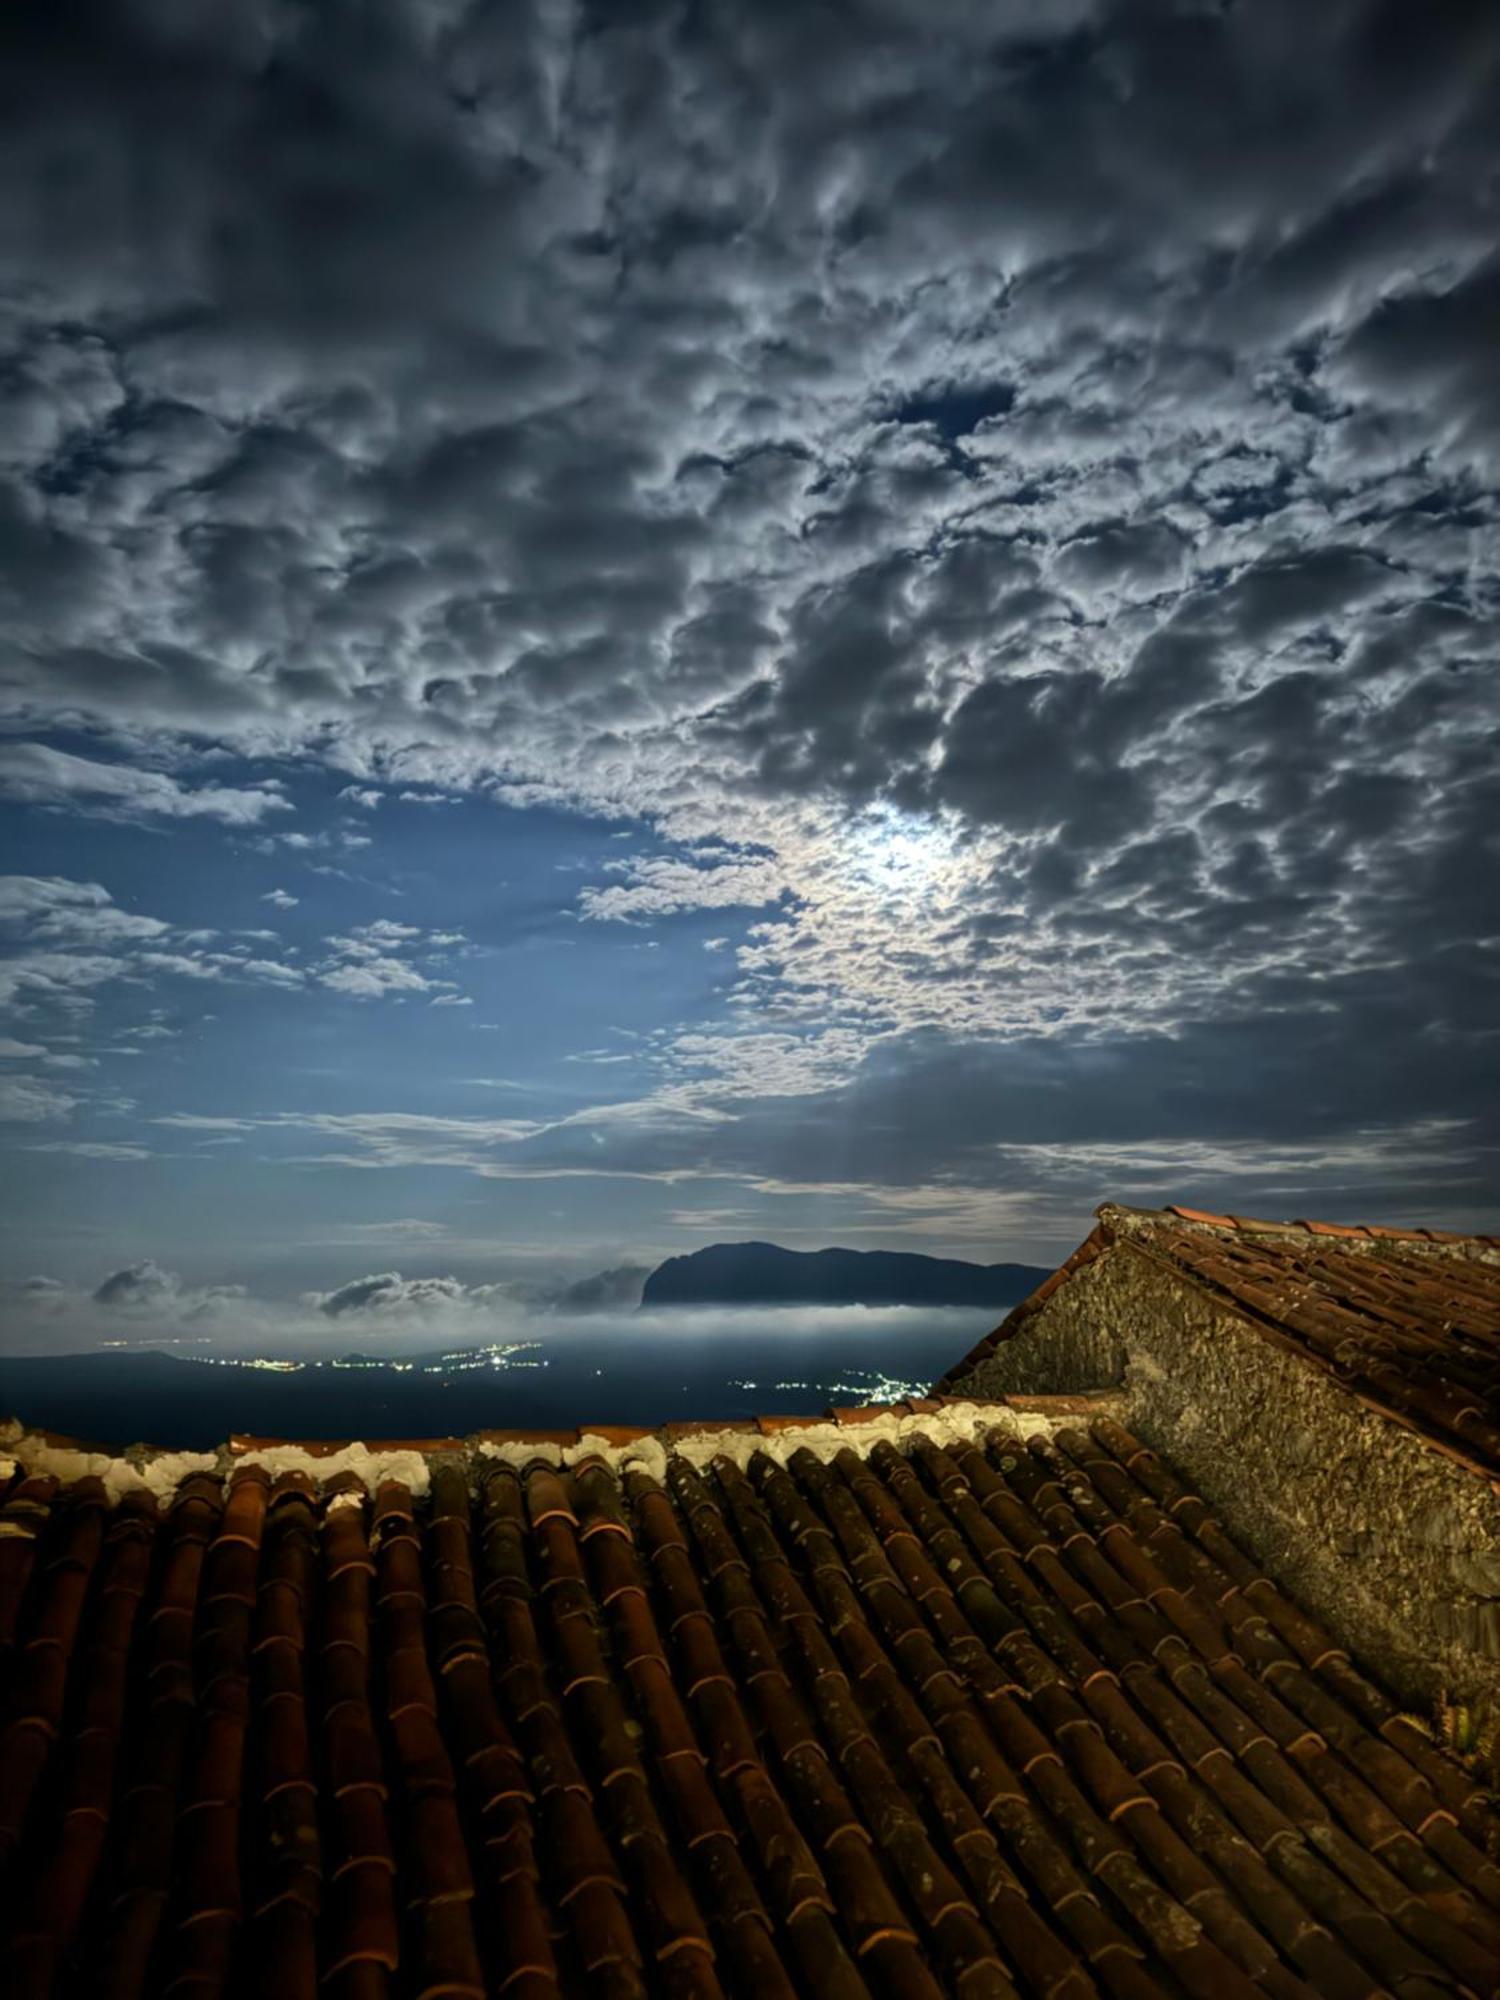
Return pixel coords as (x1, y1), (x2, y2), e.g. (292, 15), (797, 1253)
(1, 0), (1498, 1230)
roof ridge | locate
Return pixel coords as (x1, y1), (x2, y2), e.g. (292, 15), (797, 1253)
(1145, 1201), (1499, 1247)
(937, 1205), (1500, 1481)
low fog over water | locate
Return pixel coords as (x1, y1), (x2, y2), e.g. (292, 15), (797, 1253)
(0, 1301), (996, 1449)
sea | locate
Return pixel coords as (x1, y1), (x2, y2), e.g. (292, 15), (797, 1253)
(0, 1309), (995, 1451)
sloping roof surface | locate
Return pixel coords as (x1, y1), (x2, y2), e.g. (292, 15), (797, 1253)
(1145, 1207), (1500, 1467)
(940, 1206), (1500, 1477)
(2, 1412), (1498, 2000)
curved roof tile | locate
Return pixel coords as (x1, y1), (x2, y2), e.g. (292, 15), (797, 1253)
(1, 1415), (1496, 1996)
(938, 1205), (1500, 1479)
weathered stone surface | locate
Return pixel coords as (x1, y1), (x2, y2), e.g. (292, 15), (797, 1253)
(951, 1232), (1500, 1711)
(1450, 1549), (1500, 1595)
(949, 1250), (1128, 1396)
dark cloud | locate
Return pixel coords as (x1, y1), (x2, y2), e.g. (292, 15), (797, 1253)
(473, 1003), (1500, 1235)
(91, 1259), (180, 1309)
(546, 1265), (650, 1314)
(314, 1272), (466, 1317)
(1333, 257), (1500, 458)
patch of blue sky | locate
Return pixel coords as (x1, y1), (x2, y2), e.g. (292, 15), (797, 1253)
(0, 753), (783, 1285)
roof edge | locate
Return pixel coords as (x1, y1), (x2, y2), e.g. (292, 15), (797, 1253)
(933, 1216), (1116, 1392)
(1115, 1228), (1500, 1491)
(2, 1393), (1122, 1507)
(933, 1196), (1499, 1397)
(1124, 1200), (1499, 1251)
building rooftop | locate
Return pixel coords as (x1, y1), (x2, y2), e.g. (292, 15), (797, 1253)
(939, 1205), (1500, 1482)
(2, 1399), (1498, 1999)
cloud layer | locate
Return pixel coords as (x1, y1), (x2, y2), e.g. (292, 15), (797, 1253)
(2, 0), (1497, 1247)
(0, 1259), (966, 1361)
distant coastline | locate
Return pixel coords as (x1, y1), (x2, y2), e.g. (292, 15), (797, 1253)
(0, 1307), (991, 1450)
(642, 1240), (1047, 1311)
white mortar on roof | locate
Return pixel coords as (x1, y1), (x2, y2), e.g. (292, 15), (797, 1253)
(474, 1435), (563, 1471)
(472, 1430), (638, 1473)
(615, 1436), (671, 1483)
(2, 1401), (1048, 1506)
(234, 1439), (434, 1497)
(471, 1405), (1041, 1482)
(0, 1421), (218, 1505)
(671, 1400), (1047, 1474)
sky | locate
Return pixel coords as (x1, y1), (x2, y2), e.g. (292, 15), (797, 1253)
(1, 0), (1498, 1351)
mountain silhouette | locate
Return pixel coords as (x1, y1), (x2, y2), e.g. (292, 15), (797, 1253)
(641, 1241), (1046, 1310)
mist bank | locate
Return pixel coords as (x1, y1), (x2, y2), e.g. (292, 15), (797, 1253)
(0, 1259), (1001, 1362)
(0, 1310), (995, 1449)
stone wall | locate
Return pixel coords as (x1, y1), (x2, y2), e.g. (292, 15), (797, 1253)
(947, 1251), (1129, 1396)
(951, 1239), (1500, 1711)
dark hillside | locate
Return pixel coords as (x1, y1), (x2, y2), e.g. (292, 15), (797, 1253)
(642, 1241), (1047, 1309)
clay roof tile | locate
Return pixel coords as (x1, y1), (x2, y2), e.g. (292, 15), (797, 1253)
(523, 1466), (577, 1529)
(947, 1202), (1500, 1477)
(3, 1411), (1496, 1990)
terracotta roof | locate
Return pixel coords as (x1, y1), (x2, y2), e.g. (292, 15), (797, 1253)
(1160, 1208), (1500, 1251)
(2, 1410), (1498, 1999)
(937, 1205), (1500, 1478)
